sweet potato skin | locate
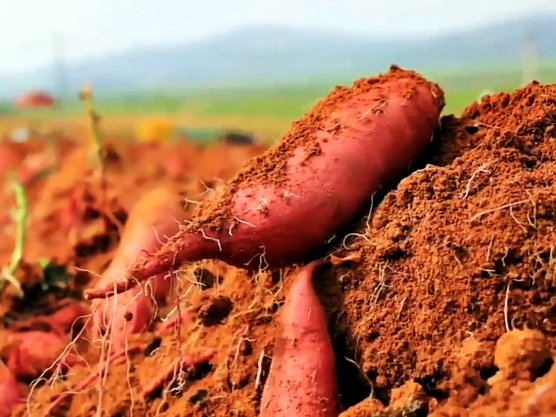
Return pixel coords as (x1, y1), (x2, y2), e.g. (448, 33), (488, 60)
(215, 80), (440, 268)
(260, 261), (338, 417)
(86, 72), (443, 299)
(90, 187), (186, 346)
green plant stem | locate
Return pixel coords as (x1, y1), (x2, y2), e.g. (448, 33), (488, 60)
(0, 177), (27, 296)
(88, 108), (104, 156)
(79, 86), (106, 180)
(8, 179), (27, 274)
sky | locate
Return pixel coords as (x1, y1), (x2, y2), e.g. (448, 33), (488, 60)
(0, 0), (555, 74)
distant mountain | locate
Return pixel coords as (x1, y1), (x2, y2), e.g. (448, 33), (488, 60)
(1, 14), (555, 99)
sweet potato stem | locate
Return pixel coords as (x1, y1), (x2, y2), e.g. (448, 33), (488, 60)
(0, 176), (26, 297)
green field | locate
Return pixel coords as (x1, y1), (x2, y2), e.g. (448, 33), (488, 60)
(3, 65), (556, 141)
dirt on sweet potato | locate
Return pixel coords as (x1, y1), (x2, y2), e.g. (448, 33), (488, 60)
(187, 65), (445, 233)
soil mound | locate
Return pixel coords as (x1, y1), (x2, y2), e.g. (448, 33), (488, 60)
(336, 80), (556, 414)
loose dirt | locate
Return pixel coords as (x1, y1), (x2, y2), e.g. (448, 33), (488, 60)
(2, 76), (556, 417)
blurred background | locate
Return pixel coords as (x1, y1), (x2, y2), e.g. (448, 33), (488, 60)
(1, 0), (555, 145)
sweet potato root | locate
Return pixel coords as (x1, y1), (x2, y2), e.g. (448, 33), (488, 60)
(260, 261), (338, 416)
(85, 66), (444, 300)
(89, 187), (187, 348)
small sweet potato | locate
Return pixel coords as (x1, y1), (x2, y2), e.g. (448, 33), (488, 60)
(45, 301), (90, 335)
(260, 261), (338, 417)
(11, 300), (90, 337)
(85, 66), (444, 300)
(89, 187), (187, 348)
(0, 365), (24, 417)
(4, 330), (76, 380)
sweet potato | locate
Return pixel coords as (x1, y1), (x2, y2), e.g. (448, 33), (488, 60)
(0, 364), (24, 417)
(1, 302), (87, 382)
(45, 301), (90, 335)
(89, 187), (187, 349)
(3, 330), (76, 380)
(85, 66), (444, 300)
(260, 261), (338, 417)
(11, 300), (90, 337)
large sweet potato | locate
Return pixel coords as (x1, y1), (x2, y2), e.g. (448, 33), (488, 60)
(260, 261), (339, 417)
(85, 66), (444, 300)
(89, 187), (187, 348)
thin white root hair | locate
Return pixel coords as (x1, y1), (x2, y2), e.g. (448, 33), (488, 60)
(526, 190), (538, 229)
(26, 314), (94, 414)
(509, 205), (528, 233)
(341, 194), (376, 248)
(243, 246), (269, 272)
(258, 247), (269, 271)
(151, 224), (165, 246)
(359, 99), (387, 120)
(168, 368), (188, 395)
(228, 216), (255, 236)
(504, 280), (512, 332)
(365, 193), (375, 231)
(175, 266), (210, 298)
(326, 234), (336, 244)
(342, 233), (370, 248)
(144, 279), (161, 327)
(198, 179), (215, 196)
(74, 266), (102, 279)
(396, 297), (407, 321)
(183, 198), (201, 210)
(369, 264), (391, 310)
(233, 216), (255, 228)
(461, 162), (493, 199)
(254, 349), (265, 390)
(246, 270), (266, 311)
(200, 229), (222, 251)
(344, 356), (374, 398)
(486, 237), (495, 262)
(469, 199), (529, 222)
(229, 325), (254, 371)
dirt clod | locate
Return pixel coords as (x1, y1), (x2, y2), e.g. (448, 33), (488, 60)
(488, 328), (552, 385)
(198, 295), (234, 327)
(192, 268), (219, 290)
(340, 397), (385, 417)
(390, 381), (429, 410)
